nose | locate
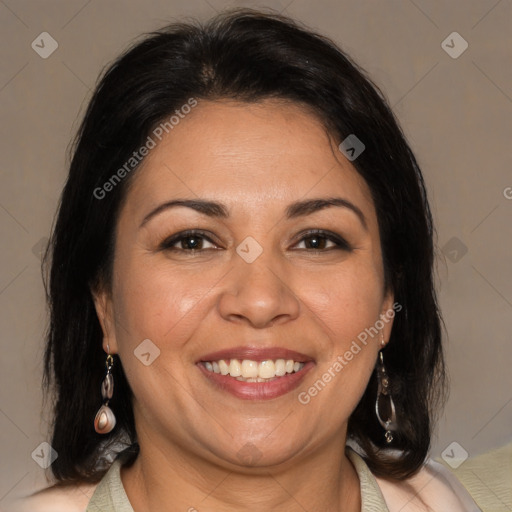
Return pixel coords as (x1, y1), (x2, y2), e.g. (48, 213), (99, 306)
(217, 254), (301, 329)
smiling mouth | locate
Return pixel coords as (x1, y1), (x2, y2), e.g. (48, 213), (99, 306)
(200, 358), (305, 382)
(197, 346), (314, 399)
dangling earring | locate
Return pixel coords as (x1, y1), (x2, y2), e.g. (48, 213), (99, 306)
(94, 347), (116, 434)
(375, 334), (398, 443)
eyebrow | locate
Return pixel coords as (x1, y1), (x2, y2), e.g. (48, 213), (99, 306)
(286, 197), (367, 230)
(140, 199), (229, 227)
(140, 197), (367, 230)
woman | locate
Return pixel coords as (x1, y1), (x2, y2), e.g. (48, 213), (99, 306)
(12, 9), (486, 512)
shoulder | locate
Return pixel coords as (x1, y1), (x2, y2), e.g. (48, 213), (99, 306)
(6, 483), (98, 512)
(375, 458), (482, 512)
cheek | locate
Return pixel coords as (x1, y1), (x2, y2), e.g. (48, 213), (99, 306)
(298, 261), (385, 348)
(109, 254), (218, 408)
(293, 257), (384, 415)
(295, 268), (382, 430)
(111, 250), (221, 350)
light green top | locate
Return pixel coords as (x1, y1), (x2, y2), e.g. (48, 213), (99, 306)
(436, 442), (512, 512)
(86, 446), (390, 512)
(86, 443), (511, 511)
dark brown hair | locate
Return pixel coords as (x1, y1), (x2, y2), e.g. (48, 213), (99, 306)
(43, 8), (446, 483)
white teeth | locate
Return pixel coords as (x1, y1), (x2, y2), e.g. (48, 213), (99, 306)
(229, 359), (242, 377)
(241, 359), (259, 378)
(237, 377), (273, 383)
(203, 358), (305, 380)
(275, 359), (286, 376)
(218, 359), (229, 375)
(258, 360), (275, 379)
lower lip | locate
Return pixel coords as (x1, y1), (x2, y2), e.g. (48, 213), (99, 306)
(197, 362), (315, 400)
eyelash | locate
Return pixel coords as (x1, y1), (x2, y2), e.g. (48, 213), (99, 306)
(159, 229), (351, 253)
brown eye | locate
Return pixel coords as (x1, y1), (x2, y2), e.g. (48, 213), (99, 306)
(178, 235), (204, 250)
(160, 230), (218, 252)
(300, 235), (332, 250)
(294, 230), (351, 251)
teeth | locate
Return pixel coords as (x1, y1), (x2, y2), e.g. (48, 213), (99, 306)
(203, 358), (305, 380)
(275, 359), (286, 376)
(241, 359), (259, 378)
(236, 377), (274, 383)
(218, 359), (229, 375)
(258, 360), (275, 379)
(228, 359), (241, 377)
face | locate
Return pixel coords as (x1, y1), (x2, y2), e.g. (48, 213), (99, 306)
(93, 99), (394, 469)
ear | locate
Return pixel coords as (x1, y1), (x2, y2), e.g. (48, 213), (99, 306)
(380, 289), (397, 346)
(90, 282), (119, 354)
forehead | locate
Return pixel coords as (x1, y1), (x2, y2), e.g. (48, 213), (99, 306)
(122, 99), (374, 219)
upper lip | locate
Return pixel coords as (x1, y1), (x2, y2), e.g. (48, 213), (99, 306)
(198, 346), (314, 363)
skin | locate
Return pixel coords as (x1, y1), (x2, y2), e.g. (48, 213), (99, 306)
(93, 99), (395, 512)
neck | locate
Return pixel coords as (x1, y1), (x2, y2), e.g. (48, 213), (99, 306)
(121, 434), (361, 512)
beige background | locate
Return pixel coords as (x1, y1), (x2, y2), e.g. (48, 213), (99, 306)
(1, 0), (511, 502)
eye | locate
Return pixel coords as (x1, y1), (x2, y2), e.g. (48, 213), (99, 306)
(160, 230), (219, 252)
(293, 229), (351, 251)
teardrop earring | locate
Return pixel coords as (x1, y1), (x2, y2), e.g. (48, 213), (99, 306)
(94, 349), (116, 434)
(375, 339), (398, 443)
